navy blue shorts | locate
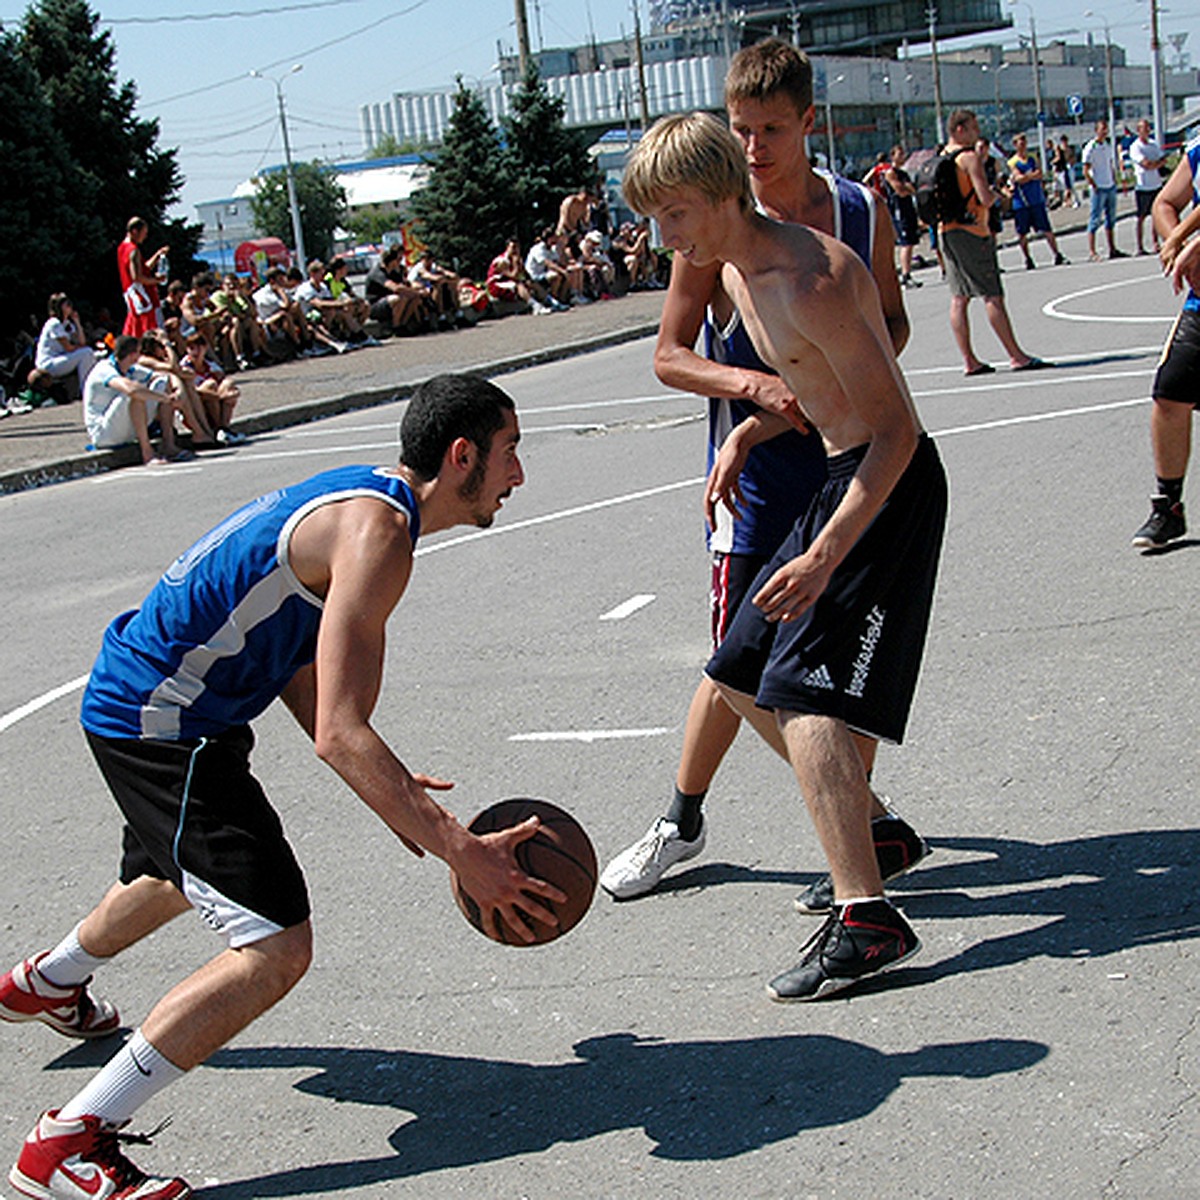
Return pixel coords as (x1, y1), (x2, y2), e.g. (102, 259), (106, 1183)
(1153, 309), (1200, 408)
(710, 551), (770, 650)
(1013, 204), (1051, 236)
(706, 435), (947, 745)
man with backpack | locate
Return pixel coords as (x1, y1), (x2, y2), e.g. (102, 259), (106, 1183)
(935, 109), (1046, 377)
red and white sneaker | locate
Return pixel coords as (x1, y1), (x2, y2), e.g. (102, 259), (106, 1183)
(0, 954), (120, 1039)
(9, 1110), (191, 1199)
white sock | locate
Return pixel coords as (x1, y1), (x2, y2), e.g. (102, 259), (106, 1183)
(59, 1029), (185, 1126)
(37, 923), (109, 988)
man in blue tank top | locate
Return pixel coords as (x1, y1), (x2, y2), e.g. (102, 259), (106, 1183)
(602, 38), (927, 912)
(1, 375), (559, 1200)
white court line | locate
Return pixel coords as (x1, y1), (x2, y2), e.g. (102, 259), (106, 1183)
(600, 594), (656, 621)
(0, 674), (90, 734)
(509, 728), (671, 744)
(1043, 276), (1175, 323)
(0, 391), (1153, 735)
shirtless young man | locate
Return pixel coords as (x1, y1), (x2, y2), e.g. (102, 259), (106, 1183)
(624, 113), (947, 1001)
(602, 40), (927, 915)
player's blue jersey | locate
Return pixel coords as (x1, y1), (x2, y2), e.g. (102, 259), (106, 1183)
(1184, 135), (1200, 314)
(81, 466), (420, 741)
(705, 174), (875, 556)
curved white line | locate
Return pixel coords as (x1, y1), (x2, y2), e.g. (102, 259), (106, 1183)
(0, 674), (90, 734)
(1043, 275), (1175, 323)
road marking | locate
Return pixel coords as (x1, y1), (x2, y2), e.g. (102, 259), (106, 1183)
(0, 674), (90, 735)
(0, 392), (1155, 735)
(509, 728), (671, 744)
(1043, 276), (1175, 323)
(600, 594), (656, 621)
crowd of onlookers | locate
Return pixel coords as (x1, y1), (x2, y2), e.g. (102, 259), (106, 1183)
(0, 191), (665, 464)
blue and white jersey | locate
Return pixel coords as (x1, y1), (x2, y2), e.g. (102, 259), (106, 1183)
(82, 466), (420, 741)
(705, 174), (875, 555)
(1183, 134), (1200, 314)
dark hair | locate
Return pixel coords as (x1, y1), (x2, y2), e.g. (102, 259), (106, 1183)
(400, 374), (515, 481)
(192, 271), (215, 289)
(47, 292), (70, 318)
(114, 334), (140, 359)
(948, 108), (977, 134)
(285, 266), (304, 283)
(328, 256), (346, 273)
(265, 266), (286, 282)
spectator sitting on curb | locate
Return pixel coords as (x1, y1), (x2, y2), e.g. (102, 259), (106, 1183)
(180, 273), (230, 362)
(487, 236), (554, 314)
(211, 274), (270, 369)
(524, 229), (572, 311)
(137, 331), (218, 446)
(160, 281), (188, 355)
(182, 332), (247, 444)
(408, 250), (467, 328)
(253, 267), (305, 358)
(32, 293), (102, 399)
(581, 230), (616, 298)
(325, 257), (372, 328)
(365, 245), (427, 335)
(293, 259), (362, 348)
(83, 335), (193, 465)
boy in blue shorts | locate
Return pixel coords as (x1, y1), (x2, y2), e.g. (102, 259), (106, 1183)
(1008, 132), (1068, 270)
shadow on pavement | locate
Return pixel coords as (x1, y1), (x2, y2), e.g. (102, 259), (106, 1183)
(177, 1032), (1046, 1194)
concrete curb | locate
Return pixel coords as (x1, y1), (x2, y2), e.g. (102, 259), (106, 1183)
(0, 321), (660, 496)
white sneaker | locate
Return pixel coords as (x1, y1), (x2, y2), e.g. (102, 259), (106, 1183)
(600, 817), (706, 900)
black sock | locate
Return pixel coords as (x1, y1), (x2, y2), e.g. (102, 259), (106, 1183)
(1157, 477), (1184, 506)
(666, 787), (705, 841)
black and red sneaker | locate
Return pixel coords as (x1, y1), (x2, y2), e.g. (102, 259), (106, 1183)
(767, 898), (920, 1002)
(1131, 496), (1186, 550)
(9, 1110), (190, 1199)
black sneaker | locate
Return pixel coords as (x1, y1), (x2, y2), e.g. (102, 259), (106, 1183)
(766, 898), (920, 1002)
(794, 813), (929, 914)
(1131, 497), (1186, 550)
(1054, 253), (1069, 266)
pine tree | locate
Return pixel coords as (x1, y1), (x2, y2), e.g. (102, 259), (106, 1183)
(501, 64), (593, 247)
(408, 80), (514, 280)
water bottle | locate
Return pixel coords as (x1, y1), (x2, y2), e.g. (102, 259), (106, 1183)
(157, 253), (170, 283)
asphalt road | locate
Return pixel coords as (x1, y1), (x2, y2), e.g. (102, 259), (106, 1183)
(1, 226), (1197, 1199)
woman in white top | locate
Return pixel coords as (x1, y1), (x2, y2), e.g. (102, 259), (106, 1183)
(33, 293), (101, 395)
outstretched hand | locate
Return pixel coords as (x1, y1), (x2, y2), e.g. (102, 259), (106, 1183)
(452, 816), (568, 944)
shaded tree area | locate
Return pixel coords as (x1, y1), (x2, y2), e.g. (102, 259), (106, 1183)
(410, 69), (594, 280)
(250, 162), (348, 264)
(0, 0), (202, 339)
(501, 63), (592, 247)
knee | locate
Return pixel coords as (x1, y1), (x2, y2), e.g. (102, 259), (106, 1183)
(253, 921), (313, 998)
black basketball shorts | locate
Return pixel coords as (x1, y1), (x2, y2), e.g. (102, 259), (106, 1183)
(706, 435), (948, 745)
(86, 725), (310, 947)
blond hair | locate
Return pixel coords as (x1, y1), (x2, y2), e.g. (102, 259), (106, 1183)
(623, 112), (753, 217)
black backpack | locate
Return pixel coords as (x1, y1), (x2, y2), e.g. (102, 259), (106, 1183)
(914, 149), (970, 226)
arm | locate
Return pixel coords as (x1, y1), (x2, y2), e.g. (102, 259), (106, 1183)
(654, 253), (807, 429)
(705, 410), (794, 530)
(962, 149), (998, 210)
(869, 201), (909, 355)
(753, 261), (919, 624)
(295, 500), (566, 942)
(1155, 157), (1200, 287)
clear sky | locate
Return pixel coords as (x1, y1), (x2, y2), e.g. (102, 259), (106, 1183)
(2, 0), (1195, 220)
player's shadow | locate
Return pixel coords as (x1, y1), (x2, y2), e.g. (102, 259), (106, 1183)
(180, 1032), (1045, 1196)
(1138, 537), (1200, 556)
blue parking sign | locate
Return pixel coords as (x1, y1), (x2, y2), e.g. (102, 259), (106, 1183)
(1068, 94), (1084, 117)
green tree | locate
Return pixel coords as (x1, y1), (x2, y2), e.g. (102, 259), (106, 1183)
(14, 0), (201, 324)
(500, 63), (592, 246)
(250, 161), (347, 264)
(0, 24), (91, 336)
(407, 80), (513, 280)
(343, 208), (403, 245)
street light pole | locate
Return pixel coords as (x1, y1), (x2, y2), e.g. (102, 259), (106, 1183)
(1084, 11), (1117, 136)
(927, 4), (945, 144)
(251, 64), (306, 268)
(1149, 0), (1166, 141)
(1010, 1), (1048, 176)
(824, 73), (844, 170)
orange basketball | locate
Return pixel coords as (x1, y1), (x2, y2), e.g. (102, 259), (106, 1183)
(450, 798), (597, 946)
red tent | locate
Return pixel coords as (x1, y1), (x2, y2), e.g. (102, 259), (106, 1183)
(234, 238), (292, 284)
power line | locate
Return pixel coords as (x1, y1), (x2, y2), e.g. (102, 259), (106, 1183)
(103, 0), (371, 25)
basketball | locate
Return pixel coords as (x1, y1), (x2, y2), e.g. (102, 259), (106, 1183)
(450, 798), (598, 946)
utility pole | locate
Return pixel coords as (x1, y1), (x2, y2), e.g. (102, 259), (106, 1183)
(514, 0), (531, 78)
(1149, 0), (1166, 141)
(927, 5), (945, 144)
(632, 0), (650, 130)
(250, 65), (305, 268)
